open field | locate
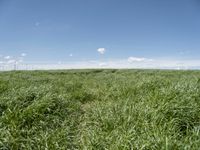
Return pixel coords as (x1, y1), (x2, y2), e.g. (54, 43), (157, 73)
(0, 69), (200, 149)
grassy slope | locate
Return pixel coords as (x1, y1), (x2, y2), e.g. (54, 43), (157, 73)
(0, 69), (200, 149)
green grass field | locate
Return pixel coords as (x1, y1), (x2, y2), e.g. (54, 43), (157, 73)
(0, 69), (200, 149)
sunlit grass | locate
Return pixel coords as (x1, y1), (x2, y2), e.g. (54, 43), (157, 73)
(0, 69), (200, 149)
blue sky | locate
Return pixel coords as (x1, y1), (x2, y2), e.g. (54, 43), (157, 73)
(0, 0), (200, 69)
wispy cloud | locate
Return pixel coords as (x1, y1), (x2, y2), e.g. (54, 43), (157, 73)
(4, 56), (11, 59)
(69, 53), (73, 57)
(97, 48), (106, 54)
(179, 50), (191, 55)
(3, 58), (199, 70)
(0, 54), (26, 67)
(21, 53), (27, 57)
(99, 62), (108, 67)
(1, 53), (200, 70)
(7, 60), (16, 64)
(127, 57), (153, 63)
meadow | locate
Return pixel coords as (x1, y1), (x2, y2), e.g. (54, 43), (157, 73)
(0, 69), (200, 150)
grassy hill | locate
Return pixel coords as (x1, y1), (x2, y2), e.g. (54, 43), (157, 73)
(0, 69), (200, 149)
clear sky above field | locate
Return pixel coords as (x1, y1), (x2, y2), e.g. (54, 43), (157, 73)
(0, 0), (200, 69)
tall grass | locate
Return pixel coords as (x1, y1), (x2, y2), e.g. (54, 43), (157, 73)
(0, 70), (200, 149)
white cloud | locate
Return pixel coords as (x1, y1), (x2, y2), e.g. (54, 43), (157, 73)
(99, 62), (108, 67)
(21, 53), (27, 57)
(128, 57), (153, 63)
(69, 53), (73, 57)
(7, 59), (16, 64)
(97, 48), (106, 54)
(128, 57), (146, 62)
(4, 56), (11, 59)
(1, 55), (200, 70)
